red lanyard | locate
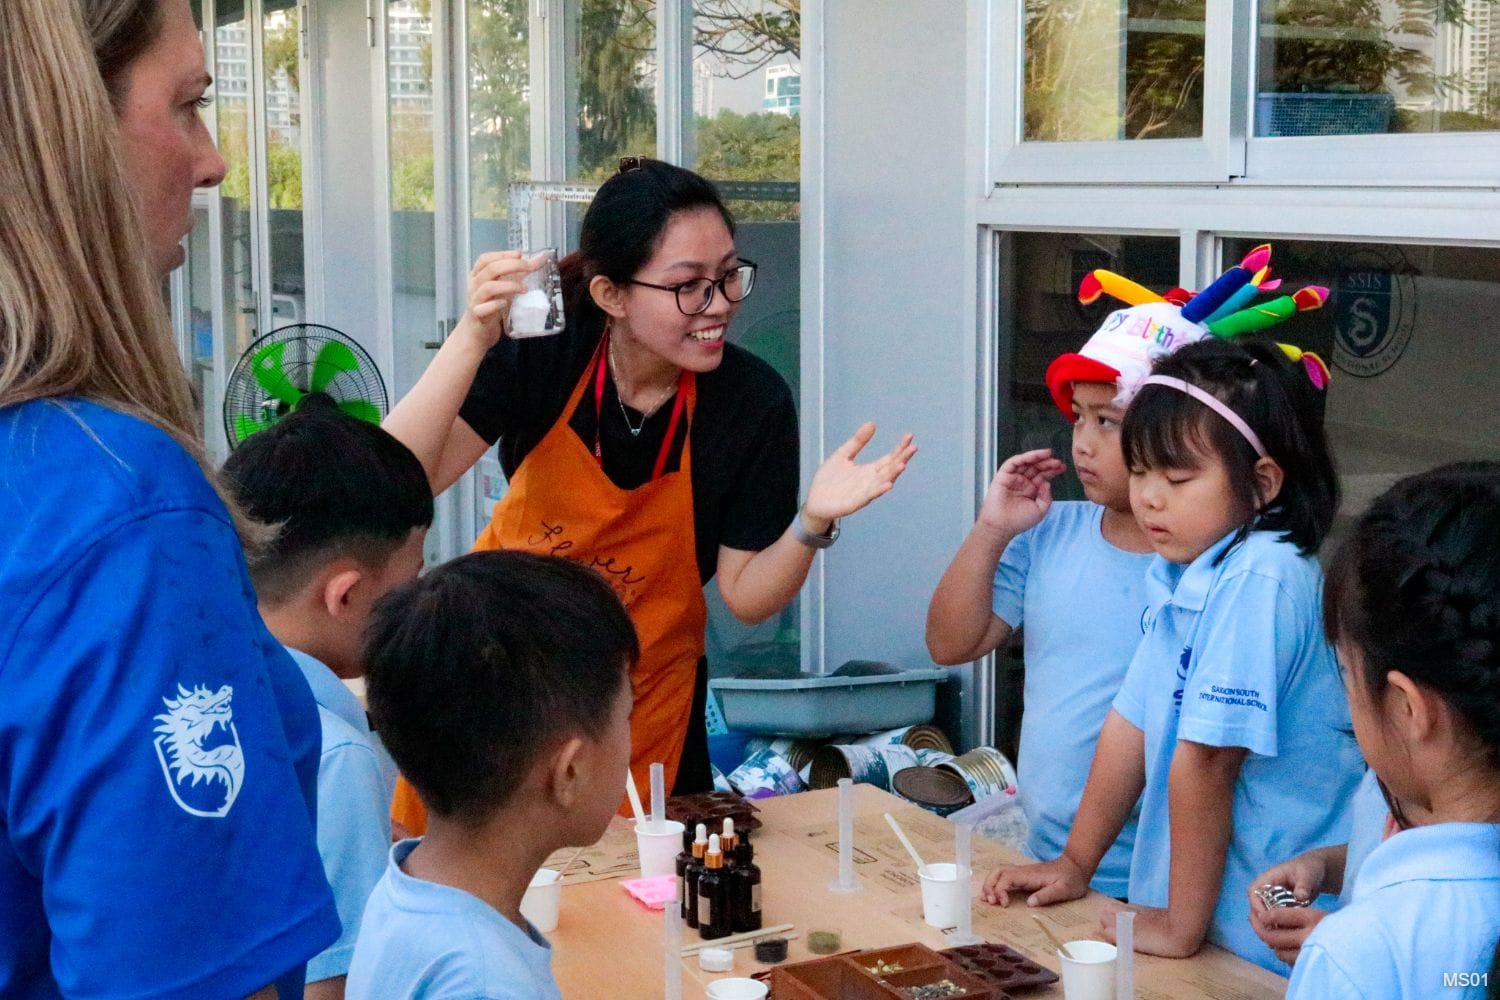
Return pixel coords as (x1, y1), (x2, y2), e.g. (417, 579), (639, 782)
(592, 331), (690, 482)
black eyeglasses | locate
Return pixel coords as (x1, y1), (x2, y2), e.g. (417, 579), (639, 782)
(626, 259), (758, 316)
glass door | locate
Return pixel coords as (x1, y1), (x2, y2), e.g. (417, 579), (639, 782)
(173, 0), (311, 457)
(385, 0), (441, 405)
(212, 0), (264, 374)
(262, 0), (306, 329)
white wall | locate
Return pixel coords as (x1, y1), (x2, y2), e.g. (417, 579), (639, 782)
(805, 3), (983, 745)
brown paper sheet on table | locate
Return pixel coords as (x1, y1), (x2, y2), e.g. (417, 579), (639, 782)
(782, 798), (1285, 1000)
(782, 809), (1012, 898)
(540, 788), (1286, 999)
(541, 816), (640, 884)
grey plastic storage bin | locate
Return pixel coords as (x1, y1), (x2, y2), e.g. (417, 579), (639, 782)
(710, 666), (949, 737)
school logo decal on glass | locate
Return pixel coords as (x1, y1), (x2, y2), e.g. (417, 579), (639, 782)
(152, 684), (245, 818)
(1331, 246), (1415, 379)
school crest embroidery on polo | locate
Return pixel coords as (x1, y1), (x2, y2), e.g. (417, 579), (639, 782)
(152, 684), (245, 817)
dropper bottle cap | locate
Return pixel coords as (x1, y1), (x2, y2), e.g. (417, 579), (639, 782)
(692, 823), (708, 858)
(721, 817), (738, 852)
(705, 833), (724, 869)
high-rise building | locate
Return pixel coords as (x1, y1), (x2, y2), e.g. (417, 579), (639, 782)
(763, 64), (799, 116)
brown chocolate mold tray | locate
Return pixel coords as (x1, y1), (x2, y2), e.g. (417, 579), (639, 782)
(768, 943), (1003, 1000)
(665, 791), (763, 831)
(940, 944), (1059, 992)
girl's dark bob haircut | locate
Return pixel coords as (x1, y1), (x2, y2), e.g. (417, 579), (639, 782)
(1121, 337), (1338, 559)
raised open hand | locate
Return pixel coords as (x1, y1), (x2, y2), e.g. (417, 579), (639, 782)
(977, 449), (1067, 537)
(803, 423), (917, 525)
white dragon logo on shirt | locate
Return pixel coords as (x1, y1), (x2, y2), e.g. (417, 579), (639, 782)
(153, 684), (245, 817)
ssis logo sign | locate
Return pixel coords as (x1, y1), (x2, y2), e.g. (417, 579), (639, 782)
(1331, 247), (1416, 379)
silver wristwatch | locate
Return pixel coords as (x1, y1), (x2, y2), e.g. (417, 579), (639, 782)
(791, 509), (840, 549)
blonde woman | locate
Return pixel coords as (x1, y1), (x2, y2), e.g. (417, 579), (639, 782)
(0, 1), (338, 997)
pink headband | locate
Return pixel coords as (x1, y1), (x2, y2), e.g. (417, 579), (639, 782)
(1140, 375), (1267, 459)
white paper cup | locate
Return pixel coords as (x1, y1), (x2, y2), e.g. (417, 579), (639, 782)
(918, 862), (966, 929)
(1059, 940), (1118, 1000)
(634, 819), (687, 878)
(519, 867), (561, 933)
(704, 978), (769, 1000)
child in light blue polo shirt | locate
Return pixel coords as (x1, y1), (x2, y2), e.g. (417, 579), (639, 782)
(348, 551), (640, 1000)
(986, 338), (1362, 973)
(931, 283), (1216, 897)
(223, 405), (434, 995)
(1247, 768), (1389, 966)
(1286, 464), (1500, 997)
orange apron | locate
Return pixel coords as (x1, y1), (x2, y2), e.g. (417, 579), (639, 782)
(391, 336), (707, 833)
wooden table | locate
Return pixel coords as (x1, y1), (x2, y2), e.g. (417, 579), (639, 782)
(546, 784), (1287, 999)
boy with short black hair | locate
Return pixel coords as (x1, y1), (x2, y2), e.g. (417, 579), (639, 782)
(347, 551), (639, 1000)
(222, 407), (434, 999)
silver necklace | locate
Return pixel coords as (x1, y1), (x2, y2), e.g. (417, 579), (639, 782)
(609, 338), (676, 437)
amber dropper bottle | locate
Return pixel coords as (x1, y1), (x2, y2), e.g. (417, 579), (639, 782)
(682, 822), (708, 928)
(697, 833), (733, 940)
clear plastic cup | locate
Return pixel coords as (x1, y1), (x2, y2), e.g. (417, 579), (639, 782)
(634, 819), (687, 879)
(1059, 940), (1118, 1000)
(507, 248), (565, 337)
(519, 867), (561, 933)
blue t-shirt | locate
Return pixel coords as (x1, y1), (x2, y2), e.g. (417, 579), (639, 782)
(347, 839), (564, 1000)
(1113, 529), (1363, 973)
(0, 399), (339, 999)
(289, 648), (398, 983)
(1337, 769), (1388, 909)
(991, 501), (1151, 898)
(1288, 823), (1500, 998)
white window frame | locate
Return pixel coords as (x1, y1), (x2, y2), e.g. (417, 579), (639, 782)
(985, 0), (1248, 184)
(1243, 1), (1500, 186)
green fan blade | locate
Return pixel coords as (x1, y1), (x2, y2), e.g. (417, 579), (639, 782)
(250, 342), (304, 407)
(233, 413), (275, 444)
(338, 399), (383, 425)
(310, 339), (361, 393)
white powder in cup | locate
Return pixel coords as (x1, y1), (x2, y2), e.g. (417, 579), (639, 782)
(508, 288), (554, 337)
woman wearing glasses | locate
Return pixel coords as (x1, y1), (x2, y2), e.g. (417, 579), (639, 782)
(386, 159), (914, 816)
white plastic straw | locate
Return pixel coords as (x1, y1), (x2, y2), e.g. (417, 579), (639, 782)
(1115, 909), (1135, 1000)
(650, 762), (667, 833)
(945, 821), (983, 946)
(664, 893), (683, 1000)
(827, 777), (863, 893)
(626, 768), (646, 826)
(884, 812), (929, 875)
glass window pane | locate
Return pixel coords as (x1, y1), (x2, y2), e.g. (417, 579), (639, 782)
(691, 0), (801, 680)
(387, 0), (437, 404)
(1222, 239), (1500, 528)
(215, 3), (258, 362)
(1025, 0), (1206, 141)
(568, 0), (657, 180)
(993, 231), (1178, 761)
(998, 232), (1180, 497)
(468, 0), (529, 254)
(265, 0), (305, 328)
(1256, 2), (1500, 135)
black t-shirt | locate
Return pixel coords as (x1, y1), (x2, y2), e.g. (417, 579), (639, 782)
(458, 325), (800, 584)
